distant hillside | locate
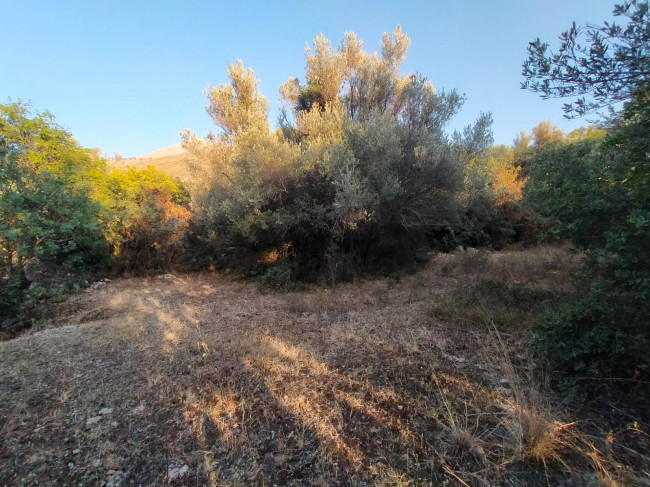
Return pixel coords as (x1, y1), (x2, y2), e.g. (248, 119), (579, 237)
(138, 144), (187, 160)
(118, 144), (196, 181)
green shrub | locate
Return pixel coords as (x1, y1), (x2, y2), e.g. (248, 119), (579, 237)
(185, 28), (494, 282)
(1, 101), (193, 327)
(0, 276), (22, 322)
(256, 263), (299, 291)
(535, 292), (650, 377)
(95, 166), (191, 274)
(524, 99), (650, 379)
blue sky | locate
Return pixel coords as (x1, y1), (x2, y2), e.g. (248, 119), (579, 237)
(1, 0), (616, 157)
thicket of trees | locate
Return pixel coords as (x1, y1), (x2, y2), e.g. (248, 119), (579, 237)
(0, 102), (191, 327)
(522, 0), (650, 379)
(182, 28), (526, 286)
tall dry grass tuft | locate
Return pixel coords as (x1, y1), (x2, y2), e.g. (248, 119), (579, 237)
(487, 324), (575, 466)
(485, 324), (645, 487)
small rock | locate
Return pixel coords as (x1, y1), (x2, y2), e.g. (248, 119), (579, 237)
(133, 405), (144, 414)
(443, 353), (466, 363)
(29, 282), (41, 291)
(86, 416), (102, 426)
(111, 421), (118, 427)
(90, 281), (106, 290)
(102, 278), (112, 282)
(99, 407), (113, 415)
(496, 386), (513, 397)
(105, 470), (125, 487)
(499, 378), (509, 385)
(73, 449), (81, 454)
(93, 459), (102, 467)
(167, 464), (189, 481)
(68, 462), (74, 468)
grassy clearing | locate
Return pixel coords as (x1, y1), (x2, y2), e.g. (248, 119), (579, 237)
(0, 247), (647, 486)
(426, 247), (576, 332)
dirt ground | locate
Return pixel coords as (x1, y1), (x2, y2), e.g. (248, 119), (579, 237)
(1, 248), (647, 486)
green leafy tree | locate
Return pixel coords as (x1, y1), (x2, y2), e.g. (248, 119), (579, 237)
(0, 102), (108, 279)
(0, 102), (109, 322)
(522, 2), (650, 379)
(1, 102), (193, 323)
(185, 28), (493, 284)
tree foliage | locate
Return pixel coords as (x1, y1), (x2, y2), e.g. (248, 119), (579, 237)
(522, 2), (650, 379)
(95, 166), (191, 274)
(185, 28), (496, 284)
(525, 109), (650, 378)
(0, 103), (108, 277)
(1, 102), (191, 323)
(522, 0), (650, 118)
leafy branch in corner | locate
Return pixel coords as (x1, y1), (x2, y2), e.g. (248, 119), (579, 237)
(522, 0), (650, 118)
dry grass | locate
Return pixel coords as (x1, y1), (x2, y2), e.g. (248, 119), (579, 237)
(425, 246), (580, 333)
(0, 247), (647, 486)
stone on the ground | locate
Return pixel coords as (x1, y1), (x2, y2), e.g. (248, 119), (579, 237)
(105, 470), (125, 487)
(86, 416), (102, 426)
(496, 386), (513, 397)
(167, 464), (189, 480)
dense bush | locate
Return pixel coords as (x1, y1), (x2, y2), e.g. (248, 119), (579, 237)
(0, 102), (191, 324)
(455, 144), (535, 249)
(524, 108), (650, 378)
(184, 28), (497, 284)
(521, 0), (650, 380)
(95, 167), (191, 274)
(1, 103), (108, 320)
